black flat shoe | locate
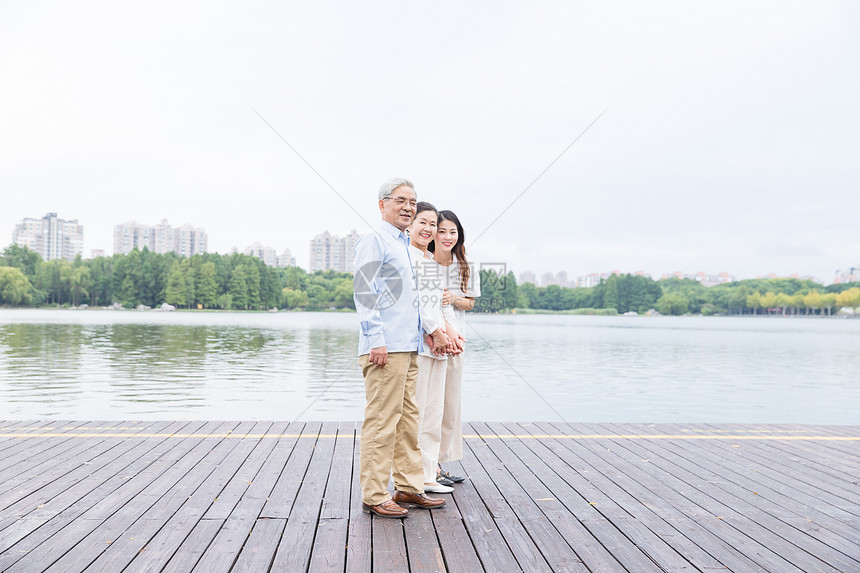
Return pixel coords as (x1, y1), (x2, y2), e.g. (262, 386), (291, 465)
(435, 474), (455, 486)
(439, 468), (466, 483)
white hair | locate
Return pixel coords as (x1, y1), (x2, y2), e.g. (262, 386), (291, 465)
(378, 178), (416, 201)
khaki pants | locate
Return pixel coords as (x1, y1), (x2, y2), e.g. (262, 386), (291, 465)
(439, 353), (464, 463)
(415, 355), (447, 483)
(359, 352), (424, 506)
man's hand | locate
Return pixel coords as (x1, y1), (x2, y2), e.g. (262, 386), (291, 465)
(369, 346), (388, 368)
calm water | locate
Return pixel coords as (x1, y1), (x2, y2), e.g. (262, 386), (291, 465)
(0, 309), (857, 423)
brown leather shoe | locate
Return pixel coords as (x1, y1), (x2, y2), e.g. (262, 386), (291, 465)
(362, 500), (408, 518)
(392, 490), (446, 509)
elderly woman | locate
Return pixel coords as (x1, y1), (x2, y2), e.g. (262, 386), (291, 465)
(428, 209), (479, 485)
(408, 201), (460, 493)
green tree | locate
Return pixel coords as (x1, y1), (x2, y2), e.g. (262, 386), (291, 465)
(196, 262), (218, 308)
(228, 266), (248, 309)
(332, 278), (355, 309)
(836, 287), (860, 314)
(603, 275), (620, 311)
(517, 282), (538, 308)
(746, 292), (763, 315)
(803, 291), (822, 315)
(165, 262), (186, 307)
(68, 266), (92, 306)
(656, 292), (688, 315)
(0, 266), (33, 305)
(282, 287), (309, 309)
(774, 292), (791, 315)
(1, 244), (41, 277)
(244, 264), (261, 309)
(820, 292), (837, 316)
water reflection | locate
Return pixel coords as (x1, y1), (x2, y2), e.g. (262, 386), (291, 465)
(0, 310), (858, 423)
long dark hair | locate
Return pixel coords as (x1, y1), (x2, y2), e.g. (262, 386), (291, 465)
(428, 210), (469, 293)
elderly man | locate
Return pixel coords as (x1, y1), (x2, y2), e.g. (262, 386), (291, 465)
(353, 178), (448, 518)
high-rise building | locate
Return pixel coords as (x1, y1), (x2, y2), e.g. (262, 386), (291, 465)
(309, 229), (359, 273)
(173, 224), (207, 257)
(13, 212), (83, 261)
(244, 243), (297, 268)
(113, 220), (154, 254)
(834, 267), (859, 284)
(277, 248), (296, 268)
(155, 219), (174, 254)
(518, 271), (537, 285)
(113, 219), (206, 256)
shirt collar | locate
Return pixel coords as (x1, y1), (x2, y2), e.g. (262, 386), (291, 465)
(378, 220), (409, 241)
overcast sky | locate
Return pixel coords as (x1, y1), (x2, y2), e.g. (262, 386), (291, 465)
(2, 1), (858, 282)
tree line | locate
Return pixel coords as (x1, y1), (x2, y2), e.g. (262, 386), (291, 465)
(0, 245), (354, 311)
(475, 270), (860, 316)
(2, 244), (858, 316)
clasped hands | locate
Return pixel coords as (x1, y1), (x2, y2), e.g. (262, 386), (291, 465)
(425, 322), (466, 357)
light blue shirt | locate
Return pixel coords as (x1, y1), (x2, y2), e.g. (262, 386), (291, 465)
(353, 221), (423, 356)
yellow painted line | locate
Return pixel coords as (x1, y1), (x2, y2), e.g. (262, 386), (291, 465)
(0, 433), (857, 441)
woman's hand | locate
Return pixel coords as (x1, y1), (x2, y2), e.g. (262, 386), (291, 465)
(441, 289), (452, 306)
(445, 321), (465, 353)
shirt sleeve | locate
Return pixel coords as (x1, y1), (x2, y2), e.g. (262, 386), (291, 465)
(467, 258), (481, 298)
(415, 259), (441, 334)
(353, 235), (386, 350)
(442, 302), (457, 322)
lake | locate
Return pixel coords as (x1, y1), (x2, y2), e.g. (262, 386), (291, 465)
(0, 309), (857, 424)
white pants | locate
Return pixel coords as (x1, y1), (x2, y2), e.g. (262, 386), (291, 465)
(439, 353), (463, 463)
(415, 355), (447, 483)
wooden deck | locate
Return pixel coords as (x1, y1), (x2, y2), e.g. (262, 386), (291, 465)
(0, 421), (857, 572)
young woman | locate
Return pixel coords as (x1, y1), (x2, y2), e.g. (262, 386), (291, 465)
(428, 210), (479, 484)
(409, 202), (458, 494)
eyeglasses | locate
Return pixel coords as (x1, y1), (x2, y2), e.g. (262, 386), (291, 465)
(384, 197), (417, 208)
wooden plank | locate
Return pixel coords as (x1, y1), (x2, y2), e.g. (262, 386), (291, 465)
(431, 507), (484, 573)
(536, 421), (773, 572)
(308, 518), (349, 573)
(320, 422), (355, 519)
(569, 423), (819, 573)
(81, 422), (259, 573)
(0, 420), (167, 519)
(372, 517), (408, 573)
(191, 421), (305, 572)
(4, 421), (225, 573)
(470, 422), (590, 573)
(0, 420), (128, 506)
(269, 421), (339, 570)
(158, 518), (224, 573)
(0, 420), (177, 554)
(0, 420), (92, 476)
(124, 421), (278, 573)
(459, 427), (552, 573)
(36, 421), (238, 573)
(610, 423), (860, 571)
(260, 420), (324, 518)
(511, 422), (708, 572)
(0, 421), (189, 571)
(642, 422), (860, 543)
(345, 428), (371, 573)
(202, 421), (295, 521)
(502, 421), (694, 573)
(404, 506), (446, 572)
(442, 460), (523, 573)
(230, 518), (287, 573)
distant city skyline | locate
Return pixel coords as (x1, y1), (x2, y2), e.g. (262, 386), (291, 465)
(4, 213), (858, 285)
